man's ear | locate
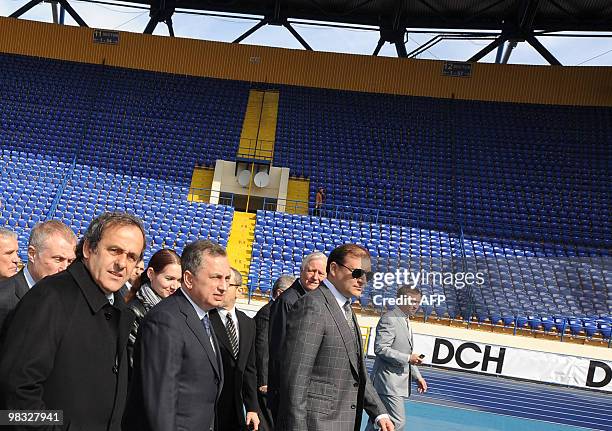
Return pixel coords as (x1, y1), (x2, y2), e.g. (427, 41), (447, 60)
(82, 240), (92, 260)
(27, 245), (37, 265)
(328, 261), (337, 278)
(183, 270), (193, 290)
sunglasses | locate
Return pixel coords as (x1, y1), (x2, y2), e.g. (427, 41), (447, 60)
(337, 262), (374, 282)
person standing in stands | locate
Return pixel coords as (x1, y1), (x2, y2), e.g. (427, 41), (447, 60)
(210, 268), (259, 431)
(314, 187), (325, 217)
(267, 252), (327, 421)
(0, 212), (145, 431)
(125, 249), (182, 370)
(254, 274), (295, 431)
(365, 286), (428, 431)
(0, 220), (76, 336)
(0, 227), (19, 281)
(124, 240), (229, 431)
(276, 244), (393, 431)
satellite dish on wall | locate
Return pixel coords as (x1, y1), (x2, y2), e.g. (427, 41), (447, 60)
(237, 170), (251, 187)
(254, 171), (270, 188)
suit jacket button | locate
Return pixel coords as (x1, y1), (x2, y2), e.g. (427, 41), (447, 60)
(351, 404), (356, 409)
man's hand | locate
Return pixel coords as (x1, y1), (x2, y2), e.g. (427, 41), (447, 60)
(246, 412), (260, 430)
(409, 353), (423, 365)
(377, 416), (395, 431)
(417, 377), (428, 393)
(258, 385), (268, 394)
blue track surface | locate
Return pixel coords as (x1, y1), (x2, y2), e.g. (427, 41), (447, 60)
(362, 360), (612, 431)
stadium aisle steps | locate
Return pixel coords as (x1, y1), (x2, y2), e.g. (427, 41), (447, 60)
(188, 166), (215, 202)
(227, 211), (257, 279)
(256, 90), (279, 160)
(238, 90), (265, 157)
(285, 177), (310, 214)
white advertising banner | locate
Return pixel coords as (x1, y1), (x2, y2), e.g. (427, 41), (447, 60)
(366, 331), (612, 393)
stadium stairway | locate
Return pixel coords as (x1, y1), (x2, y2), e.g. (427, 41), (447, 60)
(237, 89), (278, 160)
(256, 90), (279, 159)
(285, 177), (310, 215)
(188, 166), (215, 202)
(226, 211), (257, 280)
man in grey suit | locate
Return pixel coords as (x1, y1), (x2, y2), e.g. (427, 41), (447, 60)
(366, 286), (428, 431)
(0, 220), (76, 336)
(277, 244), (394, 431)
(267, 251), (326, 420)
(123, 240), (231, 431)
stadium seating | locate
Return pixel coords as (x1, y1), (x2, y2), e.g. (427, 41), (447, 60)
(248, 210), (610, 336)
(0, 52), (609, 332)
(0, 53), (246, 260)
(274, 86), (611, 248)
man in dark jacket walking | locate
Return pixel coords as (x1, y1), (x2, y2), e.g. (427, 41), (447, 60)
(254, 275), (295, 431)
(0, 212), (145, 431)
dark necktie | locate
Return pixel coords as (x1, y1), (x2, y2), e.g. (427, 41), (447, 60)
(226, 313), (239, 360)
(343, 300), (361, 357)
(201, 314), (217, 355)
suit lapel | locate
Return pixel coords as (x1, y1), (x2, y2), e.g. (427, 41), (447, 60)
(115, 295), (135, 366)
(209, 309), (233, 360)
(177, 292), (221, 378)
(237, 310), (252, 369)
(14, 271), (29, 299)
(319, 286), (360, 375)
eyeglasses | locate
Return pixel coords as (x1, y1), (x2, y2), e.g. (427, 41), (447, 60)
(336, 262), (374, 282)
(229, 283), (242, 287)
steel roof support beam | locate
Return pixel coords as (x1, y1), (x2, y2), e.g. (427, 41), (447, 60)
(284, 21), (313, 50)
(51, 1), (59, 24)
(372, 38), (385, 56)
(57, 0), (87, 27)
(395, 40), (407, 57)
(233, 19), (268, 43)
(526, 36), (561, 65)
(501, 40), (518, 63)
(495, 40), (506, 63)
(467, 35), (506, 62)
(144, 0), (174, 35)
(9, 0), (44, 18)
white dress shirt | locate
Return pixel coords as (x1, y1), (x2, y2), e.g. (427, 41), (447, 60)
(182, 288), (216, 354)
(218, 307), (240, 345)
(23, 264), (35, 289)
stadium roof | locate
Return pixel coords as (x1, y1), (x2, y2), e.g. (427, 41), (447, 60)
(8, 0), (612, 64)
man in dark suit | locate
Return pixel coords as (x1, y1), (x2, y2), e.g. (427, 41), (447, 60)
(276, 244), (394, 431)
(0, 212), (145, 431)
(0, 220), (76, 335)
(254, 275), (295, 431)
(211, 267), (259, 430)
(267, 252), (327, 420)
(124, 240), (230, 431)
(0, 227), (19, 281)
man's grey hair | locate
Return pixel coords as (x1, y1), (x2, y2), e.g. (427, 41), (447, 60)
(182, 239), (226, 276)
(75, 212), (146, 260)
(28, 220), (77, 251)
(231, 267), (243, 286)
(0, 227), (17, 241)
(272, 275), (296, 295)
(300, 252), (327, 272)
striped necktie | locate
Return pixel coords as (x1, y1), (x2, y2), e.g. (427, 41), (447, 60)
(226, 313), (239, 360)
